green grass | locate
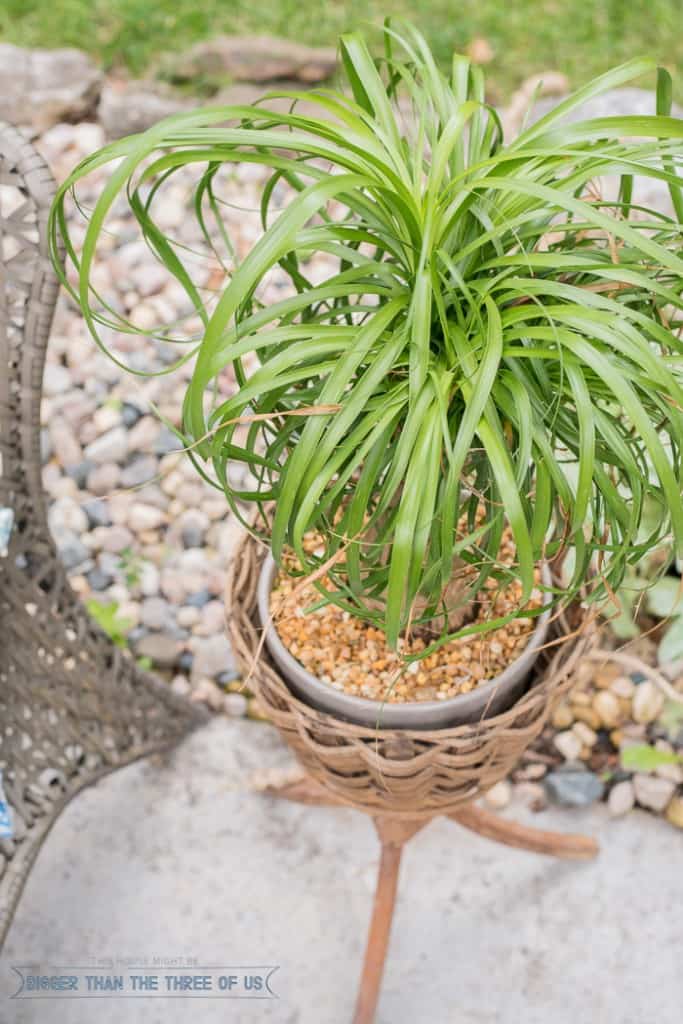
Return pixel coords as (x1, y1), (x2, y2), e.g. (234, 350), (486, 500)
(1, 0), (682, 101)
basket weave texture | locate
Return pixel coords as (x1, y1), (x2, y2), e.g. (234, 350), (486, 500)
(227, 532), (597, 817)
(0, 121), (204, 950)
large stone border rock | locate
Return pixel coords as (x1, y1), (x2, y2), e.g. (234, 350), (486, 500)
(170, 34), (337, 84)
(0, 44), (102, 132)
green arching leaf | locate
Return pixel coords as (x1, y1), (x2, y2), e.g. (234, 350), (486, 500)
(407, 266), (433, 399)
(656, 66), (683, 223)
(511, 57), (656, 148)
(385, 398), (442, 644)
(273, 299), (408, 559)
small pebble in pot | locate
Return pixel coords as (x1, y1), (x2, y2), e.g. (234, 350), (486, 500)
(271, 524), (542, 704)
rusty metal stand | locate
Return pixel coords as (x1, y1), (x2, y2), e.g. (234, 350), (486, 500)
(257, 771), (598, 1024)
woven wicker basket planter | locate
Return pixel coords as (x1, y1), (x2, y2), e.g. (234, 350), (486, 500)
(227, 532), (597, 818)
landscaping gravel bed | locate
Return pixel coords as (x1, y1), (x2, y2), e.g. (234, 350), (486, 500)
(38, 121), (262, 712)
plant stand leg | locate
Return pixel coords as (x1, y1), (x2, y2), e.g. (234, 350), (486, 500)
(352, 817), (428, 1024)
(253, 770), (598, 1023)
(449, 803), (599, 860)
(252, 765), (346, 806)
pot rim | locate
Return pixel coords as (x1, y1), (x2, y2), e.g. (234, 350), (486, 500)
(257, 553), (553, 725)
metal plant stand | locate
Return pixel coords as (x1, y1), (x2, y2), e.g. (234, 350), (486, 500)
(228, 533), (600, 1024)
(260, 769), (598, 1024)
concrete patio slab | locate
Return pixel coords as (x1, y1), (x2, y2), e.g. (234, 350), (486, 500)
(1, 717), (679, 1024)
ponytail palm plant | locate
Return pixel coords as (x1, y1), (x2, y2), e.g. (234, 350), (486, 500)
(50, 22), (683, 660)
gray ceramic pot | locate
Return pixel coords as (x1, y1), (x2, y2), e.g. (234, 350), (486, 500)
(257, 554), (552, 730)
